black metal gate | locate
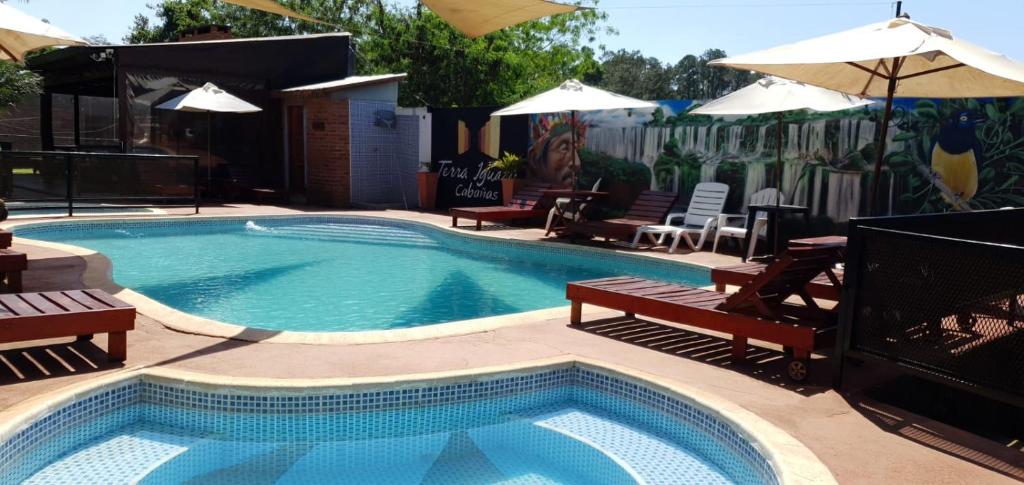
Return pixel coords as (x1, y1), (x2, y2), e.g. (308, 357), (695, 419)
(834, 209), (1024, 406)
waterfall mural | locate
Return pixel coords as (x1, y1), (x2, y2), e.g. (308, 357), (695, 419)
(528, 97), (1024, 229)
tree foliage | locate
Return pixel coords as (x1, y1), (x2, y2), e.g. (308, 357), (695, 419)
(124, 0), (612, 107)
(0, 62), (41, 113)
(594, 48), (759, 101)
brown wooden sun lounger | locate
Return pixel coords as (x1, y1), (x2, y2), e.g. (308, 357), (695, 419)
(0, 230), (12, 249)
(712, 261), (843, 301)
(566, 246), (842, 381)
(0, 289), (135, 361)
(0, 249), (27, 293)
(450, 182), (552, 230)
(567, 190), (678, 241)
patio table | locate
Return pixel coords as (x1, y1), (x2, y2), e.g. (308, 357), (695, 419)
(741, 204), (810, 262)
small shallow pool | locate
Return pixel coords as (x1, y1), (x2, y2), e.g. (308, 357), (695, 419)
(0, 365), (780, 484)
(15, 216), (709, 332)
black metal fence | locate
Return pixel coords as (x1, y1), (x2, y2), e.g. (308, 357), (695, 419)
(835, 209), (1024, 406)
(0, 150), (199, 216)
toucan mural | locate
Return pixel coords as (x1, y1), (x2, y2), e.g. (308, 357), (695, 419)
(929, 110), (985, 209)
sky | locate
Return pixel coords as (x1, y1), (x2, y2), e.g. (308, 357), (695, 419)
(11, 0), (1024, 64)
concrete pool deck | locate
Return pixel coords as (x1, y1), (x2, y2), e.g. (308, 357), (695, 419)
(0, 205), (1021, 484)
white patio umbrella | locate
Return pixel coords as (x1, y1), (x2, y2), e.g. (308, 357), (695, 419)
(710, 17), (1024, 214)
(491, 79), (657, 201)
(421, 0), (582, 38)
(0, 2), (86, 62)
(156, 82), (262, 187)
(691, 76), (873, 253)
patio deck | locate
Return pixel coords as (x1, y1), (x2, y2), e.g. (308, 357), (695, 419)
(0, 205), (1020, 484)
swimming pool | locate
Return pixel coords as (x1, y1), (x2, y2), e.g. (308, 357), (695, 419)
(0, 363), (787, 485)
(15, 216), (709, 333)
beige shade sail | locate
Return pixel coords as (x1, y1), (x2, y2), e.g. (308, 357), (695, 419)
(421, 0), (581, 38)
(0, 2), (86, 62)
(709, 17), (1024, 99)
(222, 0), (328, 25)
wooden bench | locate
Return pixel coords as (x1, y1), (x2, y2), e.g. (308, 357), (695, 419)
(712, 262), (843, 301)
(450, 182), (552, 230)
(0, 289), (136, 361)
(567, 247), (843, 381)
(0, 249), (27, 293)
(568, 190), (679, 242)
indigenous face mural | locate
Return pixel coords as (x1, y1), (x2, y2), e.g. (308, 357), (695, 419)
(527, 114), (587, 187)
(529, 97), (1024, 229)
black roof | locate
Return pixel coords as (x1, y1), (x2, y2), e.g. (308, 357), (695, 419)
(28, 33), (355, 96)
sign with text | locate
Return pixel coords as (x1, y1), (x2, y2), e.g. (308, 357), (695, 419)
(431, 107), (527, 209)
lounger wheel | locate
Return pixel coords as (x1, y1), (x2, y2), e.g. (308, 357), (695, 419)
(786, 359), (809, 382)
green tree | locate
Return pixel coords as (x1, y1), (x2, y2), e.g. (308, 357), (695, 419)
(591, 49), (673, 100)
(0, 62), (41, 112)
(124, 0), (611, 107)
(670, 49), (759, 100)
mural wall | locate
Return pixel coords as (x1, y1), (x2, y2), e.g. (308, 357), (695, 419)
(529, 97), (1024, 230)
(431, 107), (528, 209)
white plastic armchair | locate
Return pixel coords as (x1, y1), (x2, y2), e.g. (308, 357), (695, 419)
(658, 182), (730, 251)
(713, 188), (782, 259)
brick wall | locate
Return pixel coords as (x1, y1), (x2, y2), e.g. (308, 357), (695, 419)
(304, 97), (351, 207)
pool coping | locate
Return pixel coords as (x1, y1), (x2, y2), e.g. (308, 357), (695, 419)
(0, 356), (836, 485)
(5, 213), (713, 345)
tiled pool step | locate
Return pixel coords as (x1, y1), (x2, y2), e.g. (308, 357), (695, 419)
(532, 407), (733, 485)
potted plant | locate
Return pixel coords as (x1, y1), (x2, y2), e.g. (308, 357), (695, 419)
(416, 161), (439, 210)
(485, 152), (525, 206)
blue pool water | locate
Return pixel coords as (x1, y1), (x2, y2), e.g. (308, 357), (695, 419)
(15, 217), (709, 332)
(0, 367), (778, 484)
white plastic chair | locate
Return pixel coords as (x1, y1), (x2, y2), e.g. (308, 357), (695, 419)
(632, 182), (729, 252)
(544, 178), (602, 234)
(713, 188), (782, 259)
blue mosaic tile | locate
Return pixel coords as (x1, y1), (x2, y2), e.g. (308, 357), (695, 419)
(0, 365), (778, 485)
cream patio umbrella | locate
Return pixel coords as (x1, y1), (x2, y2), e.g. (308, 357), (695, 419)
(421, 0), (582, 38)
(710, 17), (1024, 214)
(0, 2), (86, 62)
(156, 82), (262, 189)
(691, 76), (873, 253)
(492, 79), (657, 211)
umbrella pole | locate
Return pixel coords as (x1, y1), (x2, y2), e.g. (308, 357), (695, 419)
(868, 58), (902, 216)
(570, 110), (579, 215)
(774, 111), (783, 257)
(207, 112), (213, 195)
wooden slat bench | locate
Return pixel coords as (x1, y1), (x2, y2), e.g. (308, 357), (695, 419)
(567, 247), (843, 381)
(0, 249), (27, 293)
(450, 182), (552, 230)
(0, 289), (136, 361)
(711, 262), (843, 301)
(568, 190), (679, 242)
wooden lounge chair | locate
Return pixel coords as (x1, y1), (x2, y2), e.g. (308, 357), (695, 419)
(0, 289), (135, 361)
(0, 249), (27, 293)
(567, 190), (679, 242)
(566, 246), (842, 381)
(450, 182), (551, 230)
(0, 229), (12, 249)
(712, 261), (843, 301)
